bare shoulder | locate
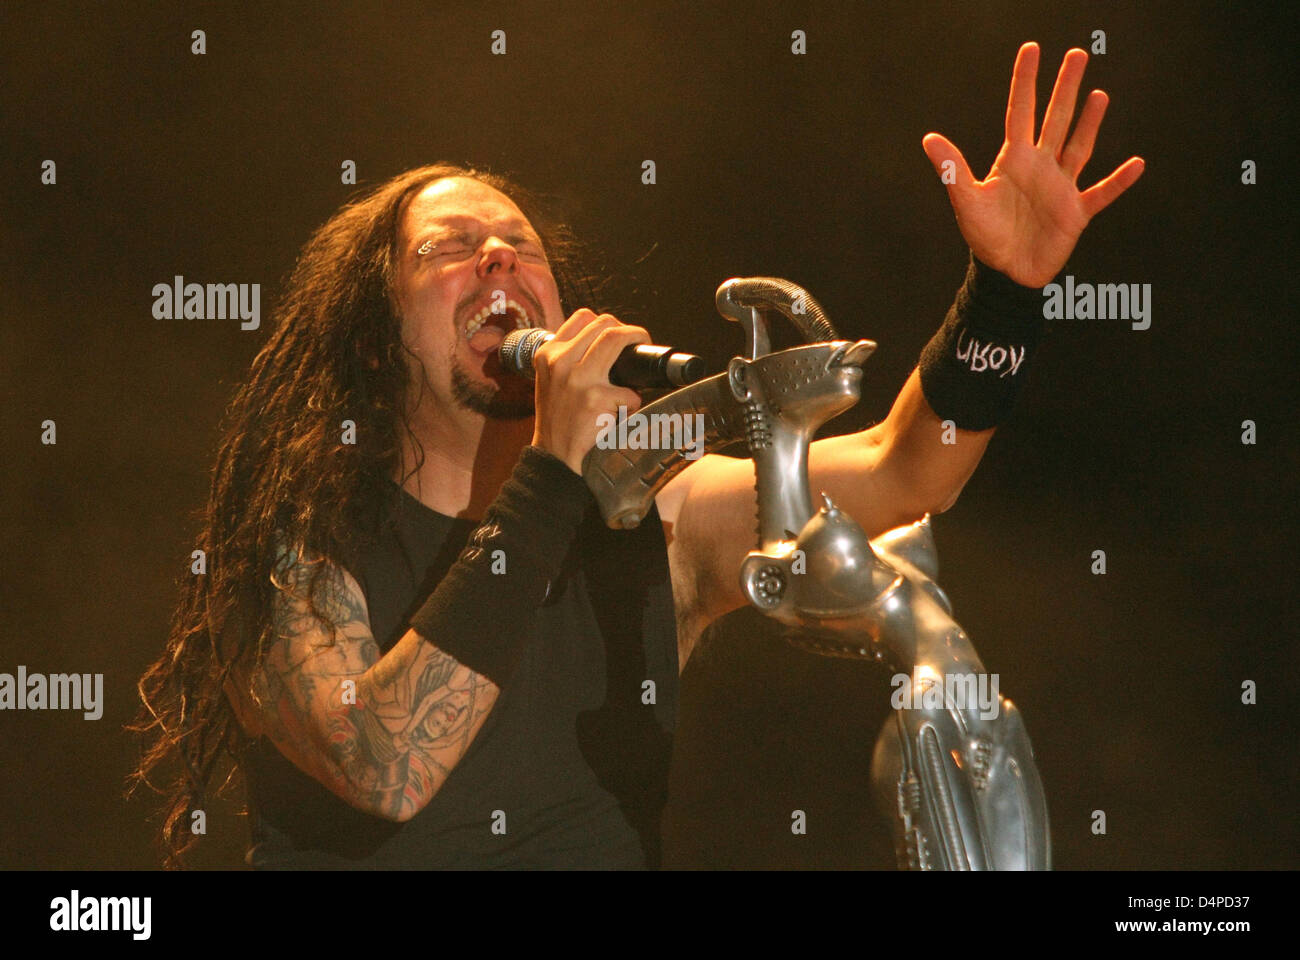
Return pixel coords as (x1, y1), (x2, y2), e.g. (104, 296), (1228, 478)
(655, 455), (757, 666)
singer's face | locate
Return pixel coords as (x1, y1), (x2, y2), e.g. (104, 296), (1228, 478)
(392, 176), (564, 420)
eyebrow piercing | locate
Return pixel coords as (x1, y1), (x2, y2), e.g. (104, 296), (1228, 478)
(417, 239), (436, 256)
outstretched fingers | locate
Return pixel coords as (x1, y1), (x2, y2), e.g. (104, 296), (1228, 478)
(1080, 156), (1146, 218)
(1059, 89), (1109, 179)
(1005, 42), (1040, 144)
(1038, 48), (1089, 155)
(922, 132), (977, 201)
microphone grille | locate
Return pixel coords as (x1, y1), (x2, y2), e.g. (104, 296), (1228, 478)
(499, 327), (550, 378)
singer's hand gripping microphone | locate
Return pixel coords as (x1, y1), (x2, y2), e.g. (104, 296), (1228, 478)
(581, 276), (1051, 871)
(500, 328), (705, 389)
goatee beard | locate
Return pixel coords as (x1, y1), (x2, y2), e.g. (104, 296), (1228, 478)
(451, 357), (534, 420)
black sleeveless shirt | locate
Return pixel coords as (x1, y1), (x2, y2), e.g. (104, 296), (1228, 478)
(241, 476), (680, 869)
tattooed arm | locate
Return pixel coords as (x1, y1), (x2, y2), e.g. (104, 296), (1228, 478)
(224, 548), (499, 822)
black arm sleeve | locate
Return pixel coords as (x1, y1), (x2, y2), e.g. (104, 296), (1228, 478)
(405, 445), (592, 687)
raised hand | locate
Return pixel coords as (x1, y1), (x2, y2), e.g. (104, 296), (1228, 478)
(922, 42), (1145, 288)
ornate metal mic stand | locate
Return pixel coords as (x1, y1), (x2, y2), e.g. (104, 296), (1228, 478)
(582, 278), (1051, 870)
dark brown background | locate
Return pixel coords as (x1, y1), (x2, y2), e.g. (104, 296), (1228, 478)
(1, 0), (1295, 869)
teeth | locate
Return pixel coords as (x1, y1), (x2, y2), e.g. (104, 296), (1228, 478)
(465, 299), (530, 338)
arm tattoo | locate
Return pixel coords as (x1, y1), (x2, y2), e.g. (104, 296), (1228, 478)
(253, 547), (500, 821)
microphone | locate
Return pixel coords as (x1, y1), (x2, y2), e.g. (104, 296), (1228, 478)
(499, 328), (707, 389)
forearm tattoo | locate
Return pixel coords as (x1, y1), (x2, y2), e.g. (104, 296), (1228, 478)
(252, 548), (500, 820)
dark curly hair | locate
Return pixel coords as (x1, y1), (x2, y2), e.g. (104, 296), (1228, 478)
(126, 163), (598, 867)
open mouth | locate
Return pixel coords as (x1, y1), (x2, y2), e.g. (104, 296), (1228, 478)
(465, 298), (532, 355)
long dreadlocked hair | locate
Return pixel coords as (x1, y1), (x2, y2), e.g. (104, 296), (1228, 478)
(126, 163), (599, 867)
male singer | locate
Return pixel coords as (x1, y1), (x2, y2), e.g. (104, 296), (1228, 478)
(133, 43), (1142, 868)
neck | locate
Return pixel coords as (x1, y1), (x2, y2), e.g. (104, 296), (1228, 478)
(392, 406), (535, 521)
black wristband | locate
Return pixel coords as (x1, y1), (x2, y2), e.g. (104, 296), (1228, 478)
(917, 252), (1052, 431)
(405, 445), (593, 686)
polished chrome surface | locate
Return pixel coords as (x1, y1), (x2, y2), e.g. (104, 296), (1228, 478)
(582, 273), (875, 532)
(583, 275), (1050, 869)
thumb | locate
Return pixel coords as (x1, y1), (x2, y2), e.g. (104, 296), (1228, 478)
(922, 133), (976, 203)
